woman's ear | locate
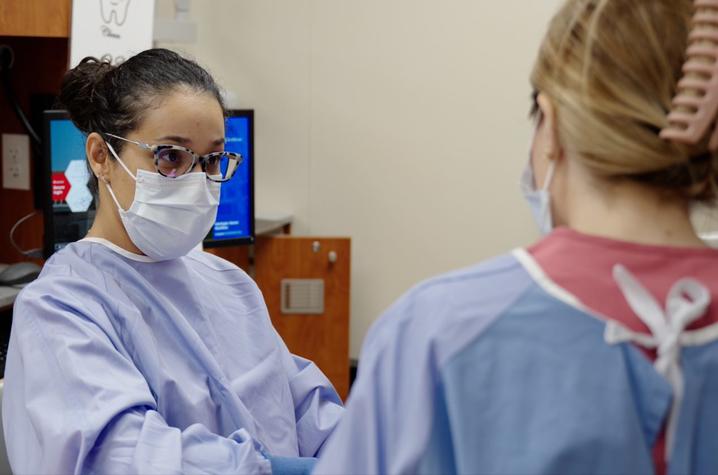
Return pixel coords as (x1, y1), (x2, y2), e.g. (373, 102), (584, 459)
(86, 132), (110, 182)
(536, 93), (563, 162)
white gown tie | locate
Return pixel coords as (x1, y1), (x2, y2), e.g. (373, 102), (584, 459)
(604, 264), (718, 461)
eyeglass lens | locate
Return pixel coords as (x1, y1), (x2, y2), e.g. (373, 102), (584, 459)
(204, 154), (240, 181)
(156, 148), (195, 178)
(156, 148), (240, 181)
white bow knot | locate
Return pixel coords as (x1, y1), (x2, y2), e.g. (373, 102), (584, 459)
(604, 264), (718, 462)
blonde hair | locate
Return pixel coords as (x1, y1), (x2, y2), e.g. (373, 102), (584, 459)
(531, 0), (718, 201)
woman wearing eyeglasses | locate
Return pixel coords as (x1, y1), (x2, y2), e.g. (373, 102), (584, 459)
(2, 49), (342, 475)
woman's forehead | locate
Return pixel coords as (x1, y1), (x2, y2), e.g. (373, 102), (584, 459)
(136, 90), (225, 142)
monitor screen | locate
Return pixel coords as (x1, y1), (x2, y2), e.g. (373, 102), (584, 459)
(204, 110), (255, 247)
(42, 109), (255, 258)
(43, 110), (96, 258)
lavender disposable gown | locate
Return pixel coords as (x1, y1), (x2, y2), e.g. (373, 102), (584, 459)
(3, 239), (343, 474)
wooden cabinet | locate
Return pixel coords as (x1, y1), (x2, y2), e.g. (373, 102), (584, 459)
(0, 0), (72, 38)
(211, 236), (352, 400)
(256, 236), (351, 400)
(0, 3), (71, 264)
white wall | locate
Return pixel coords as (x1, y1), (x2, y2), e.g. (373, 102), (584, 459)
(157, 0), (563, 357)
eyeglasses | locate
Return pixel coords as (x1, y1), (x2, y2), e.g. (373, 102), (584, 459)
(105, 133), (243, 182)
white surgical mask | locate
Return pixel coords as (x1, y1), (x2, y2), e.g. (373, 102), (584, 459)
(520, 158), (556, 235)
(103, 143), (221, 261)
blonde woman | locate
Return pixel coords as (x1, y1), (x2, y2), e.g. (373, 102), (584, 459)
(314, 1), (718, 474)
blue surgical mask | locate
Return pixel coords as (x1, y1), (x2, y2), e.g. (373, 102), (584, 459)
(520, 158), (556, 235)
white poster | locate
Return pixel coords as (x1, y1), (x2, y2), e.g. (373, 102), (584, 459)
(70, 0), (156, 68)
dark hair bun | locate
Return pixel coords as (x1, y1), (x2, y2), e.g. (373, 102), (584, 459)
(58, 57), (115, 134)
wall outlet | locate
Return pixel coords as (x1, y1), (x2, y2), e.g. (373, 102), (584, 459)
(2, 134), (31, 191)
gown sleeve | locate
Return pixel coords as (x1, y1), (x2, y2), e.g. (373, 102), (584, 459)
(1, 281), (272, 475)
(272, 331), (344, 458)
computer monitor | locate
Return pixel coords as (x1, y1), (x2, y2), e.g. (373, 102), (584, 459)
(42, 109), (255, 258)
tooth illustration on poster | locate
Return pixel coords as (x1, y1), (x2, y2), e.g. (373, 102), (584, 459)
(70, 0), (155, 68)
(100, 0), (131, 26)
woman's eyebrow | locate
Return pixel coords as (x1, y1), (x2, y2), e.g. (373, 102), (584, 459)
(156, 135), (192, 145)
(155, 136), (225, 147)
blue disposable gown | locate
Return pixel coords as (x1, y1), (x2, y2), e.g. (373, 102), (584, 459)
(3, 239), (343, 474)
(313, 250), (718, 475)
